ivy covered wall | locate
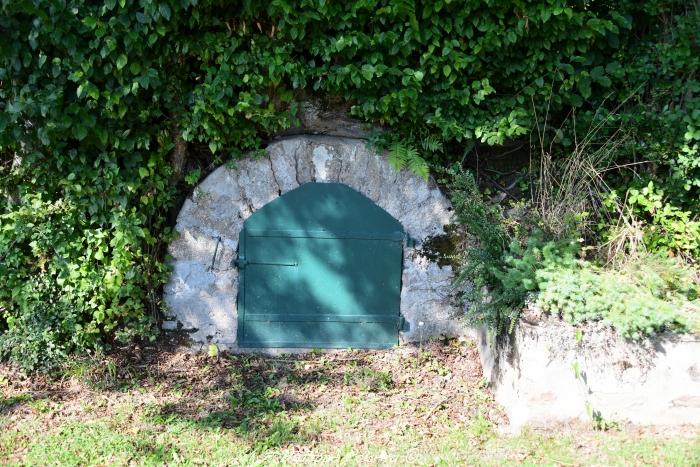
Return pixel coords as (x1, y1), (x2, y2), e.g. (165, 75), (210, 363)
(1, 0), (697, 368)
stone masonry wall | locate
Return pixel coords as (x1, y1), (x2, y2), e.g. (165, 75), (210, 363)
(163, 135), (465, 350)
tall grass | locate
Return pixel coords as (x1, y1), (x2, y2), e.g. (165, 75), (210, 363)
(528, 97), (656, 266)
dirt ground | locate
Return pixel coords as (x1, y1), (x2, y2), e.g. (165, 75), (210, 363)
(1, 338), (698, 465)
(2, 337), (502, 429)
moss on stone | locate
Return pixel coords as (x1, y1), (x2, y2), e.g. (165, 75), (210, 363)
(420, 225), (461, 268)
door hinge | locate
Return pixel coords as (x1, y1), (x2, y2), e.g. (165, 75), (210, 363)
(398, 316), (410, 332)
(405, 234), (418, 248)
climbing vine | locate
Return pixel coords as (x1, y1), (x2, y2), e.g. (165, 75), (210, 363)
(0, 0), (696, 368)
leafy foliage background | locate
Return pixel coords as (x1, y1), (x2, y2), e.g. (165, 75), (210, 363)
(0, 0), (697, 368)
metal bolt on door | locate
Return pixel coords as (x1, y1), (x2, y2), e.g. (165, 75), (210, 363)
(235, 182), (405, 348)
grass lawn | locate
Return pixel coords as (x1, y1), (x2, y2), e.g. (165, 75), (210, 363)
(1, 339), (698, 466)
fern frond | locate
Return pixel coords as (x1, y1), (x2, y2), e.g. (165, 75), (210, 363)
(389, 141), (430, 179)
(421, 135), (443, 153)
(389, 142), (408, 170)
(407, 152), (430, 180)
(403, 144), (420, 166)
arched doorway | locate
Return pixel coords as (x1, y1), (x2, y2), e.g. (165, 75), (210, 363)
(236, 182), (406, 348)
(164, 135), (460, 350)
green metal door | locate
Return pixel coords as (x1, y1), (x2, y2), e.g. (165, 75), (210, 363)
(236, 182), (405, 348)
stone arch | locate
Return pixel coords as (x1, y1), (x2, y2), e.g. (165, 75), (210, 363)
(163, 135), (465, 350)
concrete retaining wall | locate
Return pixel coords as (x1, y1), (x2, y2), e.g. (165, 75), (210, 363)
(477, 311), (700, 429)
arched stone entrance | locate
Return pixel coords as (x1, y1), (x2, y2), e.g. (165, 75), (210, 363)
(163, 135), (464, 350)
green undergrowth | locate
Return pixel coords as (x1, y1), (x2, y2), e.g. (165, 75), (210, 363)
(443, 2), (700, 342)
(448, 167), (699, 340)
(537, 255), (700, 339)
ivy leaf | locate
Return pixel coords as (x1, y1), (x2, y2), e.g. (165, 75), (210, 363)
(605, 61), (623, 77)
(88, 84), (99, 100)
(569, 93), (583, 107)
(577, 75), (591, 99)
(83, 16), (98, 28)
(73, 125), (88, 141)
(37, 127), (50, 145)
(558, 62), (574, 75)
(350, 70), (362, 87)
(138, 167), (149, 178)
(159, 3), (171, 21)
(360, 64), (374, 81)
(116, 54), (128, 70)
(443, 65), (451, 77)
(590, 66), (611, 87)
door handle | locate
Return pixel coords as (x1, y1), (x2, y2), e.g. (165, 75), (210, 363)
(233, 256), (297, 269)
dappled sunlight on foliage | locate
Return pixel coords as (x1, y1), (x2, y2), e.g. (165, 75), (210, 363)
(0, 0), (698, 368)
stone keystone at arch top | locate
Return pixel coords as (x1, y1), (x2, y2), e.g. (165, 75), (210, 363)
(163, 135), (466, 351)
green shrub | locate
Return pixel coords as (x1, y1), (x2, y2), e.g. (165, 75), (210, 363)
(496, 234), (579, 305)
(565, 6), (700, 261)
(448, 163), (698, 339)
(0, 162), (170, 369)
(625, 182), (700, 258)
(0, 277), (79, 371)
(445, 166), (509, 331)
(446, 165), (577, 332)
(478, 233), (580, 333)
(537, 255), (697, 339)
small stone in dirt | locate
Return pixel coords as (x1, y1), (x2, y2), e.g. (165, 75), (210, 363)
(162, 321), (178, 331)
